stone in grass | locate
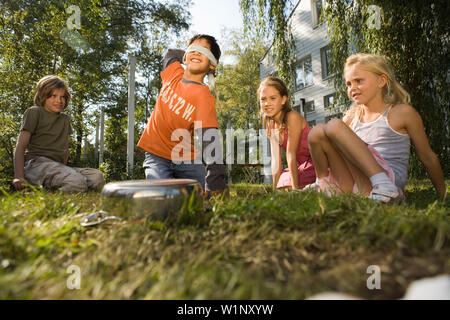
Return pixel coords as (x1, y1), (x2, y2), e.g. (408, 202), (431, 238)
(307, 274), (450, 300)
(402, 274), (450, 300)
(307, 292), (361, 300)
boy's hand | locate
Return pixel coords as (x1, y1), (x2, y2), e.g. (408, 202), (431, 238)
(12, 178), (27, 190)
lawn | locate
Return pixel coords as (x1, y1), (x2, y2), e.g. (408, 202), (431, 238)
(0, 179), (449, 299)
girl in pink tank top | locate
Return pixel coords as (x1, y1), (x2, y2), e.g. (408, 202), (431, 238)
(258, 77), (316, 190)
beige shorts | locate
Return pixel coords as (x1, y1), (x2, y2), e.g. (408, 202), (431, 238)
(24, 156), (105, 192)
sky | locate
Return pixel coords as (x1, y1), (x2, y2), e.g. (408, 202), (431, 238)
(188, 0), (244, 64)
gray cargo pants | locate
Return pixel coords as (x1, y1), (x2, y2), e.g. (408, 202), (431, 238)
(24, 156), (105, 192)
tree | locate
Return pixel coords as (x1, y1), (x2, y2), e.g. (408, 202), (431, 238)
(239, 0), (296, 91)
(216, 29), (269, 130)
(323, 0), (449, 177)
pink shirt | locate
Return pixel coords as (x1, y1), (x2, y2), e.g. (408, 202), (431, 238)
(278, 123), (313, 165)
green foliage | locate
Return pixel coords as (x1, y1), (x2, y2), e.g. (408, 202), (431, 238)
(323, 0), (450, 177)
(0, 114), (18, 180)
(0, 180), (448, 299)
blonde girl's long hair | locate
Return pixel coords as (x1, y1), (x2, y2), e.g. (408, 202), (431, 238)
(258, 76), (292, 137)
(344, 53), (411, 129)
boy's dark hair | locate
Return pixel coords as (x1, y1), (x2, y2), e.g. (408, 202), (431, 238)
(34, 75), (71, 108)
(188, 34), (221, 62)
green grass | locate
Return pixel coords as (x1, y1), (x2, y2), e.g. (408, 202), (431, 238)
(0, 179), (448, 299)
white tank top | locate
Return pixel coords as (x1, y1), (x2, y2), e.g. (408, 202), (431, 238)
(352, 106), (411, 189)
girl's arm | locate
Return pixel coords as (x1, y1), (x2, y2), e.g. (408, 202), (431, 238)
(399, 105), (446, 198)
(13, 130), (31, 190)
(285, 111), (305, 190)
(269, 129), (282, 189)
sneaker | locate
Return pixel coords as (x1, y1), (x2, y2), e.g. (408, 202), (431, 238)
(302, 177), (341, 196)
(368, 185), (404, 203)
(303, 181), (320, 191)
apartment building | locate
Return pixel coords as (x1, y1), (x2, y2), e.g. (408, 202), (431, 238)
(259, 0), (344, 126)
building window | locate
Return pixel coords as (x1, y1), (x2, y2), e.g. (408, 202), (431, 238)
(304, 101), (315, 113)
(321, 46), (332, 78)
(308, 120), (316, 127)
(324, 93), (335, 109)
(311, 0), (323, 28)
(325, 113), (343, 122)
(295, 57), (313, 90)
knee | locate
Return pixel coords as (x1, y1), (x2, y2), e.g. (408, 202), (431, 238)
(323, 118), (346, 139)
(88, 170), (105, 191)
(308, 124), (326, 145)
(60, 173), (88, 193)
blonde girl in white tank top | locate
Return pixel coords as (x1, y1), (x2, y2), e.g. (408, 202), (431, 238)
(307, 53), (446, 202)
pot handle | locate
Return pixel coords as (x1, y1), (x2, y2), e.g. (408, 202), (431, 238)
(80, 211), (122, 227)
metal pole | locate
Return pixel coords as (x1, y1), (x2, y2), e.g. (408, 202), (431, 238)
(145, 74), (151, 122)
(95, 114), (99, 166)
(127, 55), (137, 178)
(83, 134), (88, 161)
(226, 119), (232, 184)
(99, 107), (105, 165)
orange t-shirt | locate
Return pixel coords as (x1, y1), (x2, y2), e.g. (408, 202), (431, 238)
(137, 62), (218, 161)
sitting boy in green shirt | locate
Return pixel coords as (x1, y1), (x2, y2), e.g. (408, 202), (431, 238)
(13, 75), (104, 192)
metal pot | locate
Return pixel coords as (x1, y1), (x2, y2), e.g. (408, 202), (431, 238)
(81, 179), (203, 226)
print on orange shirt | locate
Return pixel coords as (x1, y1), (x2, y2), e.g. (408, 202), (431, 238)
(160, 81), (196, 122)
(137, 61), (219, 162)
